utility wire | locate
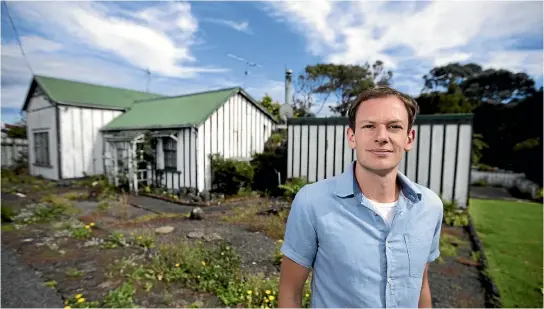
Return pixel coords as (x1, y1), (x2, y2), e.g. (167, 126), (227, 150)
(2, 0), (34, 75)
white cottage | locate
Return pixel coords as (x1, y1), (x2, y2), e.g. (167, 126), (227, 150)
(22, 75), (278, 192)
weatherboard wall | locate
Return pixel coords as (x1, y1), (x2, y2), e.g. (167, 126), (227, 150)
(287, 115), (473, 208)
(26, 92), (59, 180)
(197, 93), (276, 192)
(153, 128), (198, 190)
(59, 106), (122, 179)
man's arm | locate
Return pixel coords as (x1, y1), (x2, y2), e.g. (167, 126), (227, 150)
(418, 264), (432, 308)
(278, 256), (311, 308)
(420, 198), (444, 308)
(277, 185), (318, 308)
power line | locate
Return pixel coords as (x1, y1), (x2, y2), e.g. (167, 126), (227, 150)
(2, 0), (34, 75)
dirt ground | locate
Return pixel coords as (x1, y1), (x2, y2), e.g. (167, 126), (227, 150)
(1, 183), (486, 308)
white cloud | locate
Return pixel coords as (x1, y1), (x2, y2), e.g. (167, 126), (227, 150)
(6, 1), (226, 77)
(265, 0), (543, 86)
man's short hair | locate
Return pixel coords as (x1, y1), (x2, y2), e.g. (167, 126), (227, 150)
(348, 86), (420, 131)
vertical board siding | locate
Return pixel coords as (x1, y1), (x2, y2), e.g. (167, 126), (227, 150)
(1, 137), (28, 167)
(60, 106), (122, 179)
(287, 115), (473, 208)
(26, 91), (59, 180)
(196, 93), (276, 192)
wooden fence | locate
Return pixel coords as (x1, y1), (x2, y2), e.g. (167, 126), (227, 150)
(286, 114), (474, 208)
(1, 136), (28, 167)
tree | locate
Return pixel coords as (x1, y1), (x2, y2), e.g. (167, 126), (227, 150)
(260, 94), (281, 120)
(459, 69), (536, 104)
(422, 62), (482, 93)
(295, 61), (392, 116)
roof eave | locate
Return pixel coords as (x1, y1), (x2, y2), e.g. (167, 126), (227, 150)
(100, 123), (196, 132)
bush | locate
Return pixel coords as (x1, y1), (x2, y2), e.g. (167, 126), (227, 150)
(279, 177), (312, 200)
(251, 129), (288, 196)
(210, 154), (254, 196)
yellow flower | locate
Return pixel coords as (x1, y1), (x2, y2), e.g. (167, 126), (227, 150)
(201, 261), (206, 266)
(305, 293), (310, 298)
(268, 295), (275, 301)
(175, 263), (180, 267)
(75, 294), (82, 299)
(278, 239), (283, 243)
(247, 290), (252, 295)
(137, 236), (142, 240)
(265, 290), (271, 295)
(77, 298), (85, 303)
(84, 225), (90, 229)
(265, 299), (269, 303)
(64, 306), (71, 309)
(89, 222), (95, 226)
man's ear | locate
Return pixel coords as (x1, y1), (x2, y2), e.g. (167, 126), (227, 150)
(404, 128), (416, 151)
(346, 126), (356, 149)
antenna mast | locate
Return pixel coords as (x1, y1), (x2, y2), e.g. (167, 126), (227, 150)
(227, 53), (263, 88)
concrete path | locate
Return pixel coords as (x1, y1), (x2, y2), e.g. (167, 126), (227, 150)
(1, 248), (65, 308)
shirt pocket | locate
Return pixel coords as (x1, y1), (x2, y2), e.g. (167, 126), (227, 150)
(403, 232), (433, 278)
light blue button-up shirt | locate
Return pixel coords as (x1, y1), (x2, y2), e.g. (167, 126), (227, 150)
(281, 162), (443, 308)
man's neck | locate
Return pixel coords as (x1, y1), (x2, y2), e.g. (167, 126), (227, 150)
(354, 163), (400, 203)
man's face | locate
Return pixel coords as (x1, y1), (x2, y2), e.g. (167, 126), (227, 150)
(346, 95), (415, 175)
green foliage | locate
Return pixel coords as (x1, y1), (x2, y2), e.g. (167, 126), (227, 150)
(260, 94), (281, 120)
(296, 62), (392, 116)
(1, 205), (16, 222)
(279, 177), (312, 200)
(443, 200), (469, 227)
(71, 226), (93, 239)
(251, 130), (288, 196)
(210, 154), (254, 196)
(102, 282), (137, 308)
(472, 133), (489, 165)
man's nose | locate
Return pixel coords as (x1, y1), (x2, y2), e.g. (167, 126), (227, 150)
(374, 126), (388, 143)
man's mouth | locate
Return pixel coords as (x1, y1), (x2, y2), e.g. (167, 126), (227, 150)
(369, 149), (393, 153)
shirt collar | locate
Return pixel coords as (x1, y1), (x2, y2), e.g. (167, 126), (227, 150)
(334, 161), (422, 204)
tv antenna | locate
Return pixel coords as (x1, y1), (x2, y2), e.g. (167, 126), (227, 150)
(227, 53), (263, 87)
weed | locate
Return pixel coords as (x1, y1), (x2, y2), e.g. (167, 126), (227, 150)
(44, 280), (57, 288)
(102, 282), (137, 308)
(66, 267), (84, 278)
(71, 224), (93, 239)
(64, 293), (100, 308)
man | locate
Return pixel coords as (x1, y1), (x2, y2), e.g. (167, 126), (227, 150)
(278, 86), (443, 308)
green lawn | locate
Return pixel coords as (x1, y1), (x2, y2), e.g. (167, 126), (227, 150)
(469, 198), (543, 308)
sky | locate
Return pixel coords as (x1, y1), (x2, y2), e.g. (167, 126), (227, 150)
(1, 0), (543, 125)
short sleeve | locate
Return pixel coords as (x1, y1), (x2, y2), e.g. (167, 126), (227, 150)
(427, 202), (443, 263)
(281, 185), (318, 269)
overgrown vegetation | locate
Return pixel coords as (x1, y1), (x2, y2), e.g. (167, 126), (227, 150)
(210, 154), (254, 196)
(102, 240), (312, 308)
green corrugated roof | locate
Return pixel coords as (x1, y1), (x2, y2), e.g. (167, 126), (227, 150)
(27, 75), (163, 110)
(102, 87), (240, 131)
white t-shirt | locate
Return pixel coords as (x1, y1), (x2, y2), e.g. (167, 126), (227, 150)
(368, 199), (398, 225)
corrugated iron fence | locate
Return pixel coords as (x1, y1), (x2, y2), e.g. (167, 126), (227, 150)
(287, 114), (473, 208)
(1, 136), (28, 167)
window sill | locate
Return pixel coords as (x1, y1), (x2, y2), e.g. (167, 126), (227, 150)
(33, 163), (53, 168)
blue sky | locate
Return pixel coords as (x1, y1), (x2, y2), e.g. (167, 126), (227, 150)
(2, 0), (543, 125)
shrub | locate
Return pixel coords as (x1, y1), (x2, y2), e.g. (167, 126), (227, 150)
(210, 154), (254, 196)
(251, 130), (288, 196)
(279, 177), (312, 200)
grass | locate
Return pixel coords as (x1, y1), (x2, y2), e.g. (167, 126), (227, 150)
(222, 204), (288, 240)
(469, 198), (543, 308)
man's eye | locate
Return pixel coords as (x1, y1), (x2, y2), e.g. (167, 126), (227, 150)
(390, 125), (402, 129)
(362, 124), (374, 129)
